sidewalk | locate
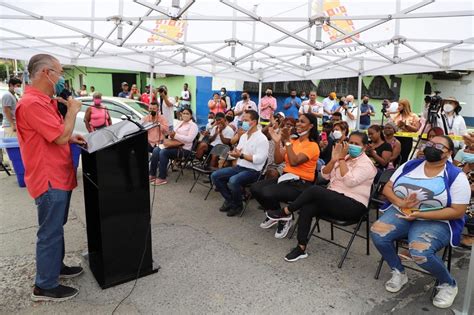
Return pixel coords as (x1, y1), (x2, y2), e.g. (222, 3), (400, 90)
(0, 169), (472, 314)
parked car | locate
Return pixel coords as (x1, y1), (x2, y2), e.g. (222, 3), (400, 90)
(74, 96), (150, 135)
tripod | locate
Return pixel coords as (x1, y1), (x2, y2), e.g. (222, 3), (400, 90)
(408, 106), (439, 160)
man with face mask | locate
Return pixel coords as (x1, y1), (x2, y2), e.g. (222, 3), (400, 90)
(259, 87), (277, 125)
(15, 54), (86, 302)
(234, 90), (257, 127)
(142, 102), (168, 152)
(283, 89), (301, 119)
(359, 95), (375, 130)
(2, 77), (22, 137)
(211, 110), (269, 217)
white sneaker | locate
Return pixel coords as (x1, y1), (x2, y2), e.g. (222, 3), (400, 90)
(433, 283), (458, 309)
(275, 220), (292, 239)
(385, 269), (408, 293)
(260, 217), (278, 229)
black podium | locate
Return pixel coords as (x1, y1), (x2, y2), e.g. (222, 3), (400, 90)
(81, 123), (158, 289)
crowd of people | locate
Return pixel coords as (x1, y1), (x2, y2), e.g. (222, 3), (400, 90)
(1, 53), (472, 309)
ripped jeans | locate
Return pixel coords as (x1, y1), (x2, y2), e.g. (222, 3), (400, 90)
(371, 207), (454, 285)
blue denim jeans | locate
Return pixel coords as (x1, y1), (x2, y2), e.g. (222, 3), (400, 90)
(149, 146), (190, 179)
(34, 187), (72, 289)
(211, 166), (260, 209)
(359, 124), (370, 130)
(371, 207), (454, 285)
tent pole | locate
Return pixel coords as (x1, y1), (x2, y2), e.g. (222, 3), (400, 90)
(356, 60), (363, 130)
(457, 245), (474, 314)
(90, 0), (95, 52)
(258, 79), (262, 122)
(150, 56), (154, 103)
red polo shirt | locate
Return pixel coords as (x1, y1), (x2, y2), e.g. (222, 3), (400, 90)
(16, 86), (77, 199)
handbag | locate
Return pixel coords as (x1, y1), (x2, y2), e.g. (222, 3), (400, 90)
(162, 138), (184, 149)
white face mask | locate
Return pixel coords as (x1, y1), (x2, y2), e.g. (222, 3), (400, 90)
(332, 130), (343, 140)
(208, 119), (214, 124)
(443, 104), (454, 113)
(14, 87), (22, 95)
(297, 130), (309, 137)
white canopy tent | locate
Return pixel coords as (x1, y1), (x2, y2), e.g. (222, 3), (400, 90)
(0, 0), (473, 83)
(0, 1), (473, 313)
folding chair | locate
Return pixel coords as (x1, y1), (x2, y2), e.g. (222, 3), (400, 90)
(374, 239), (452, 299)
(239, 160), (268, 217)
(0, 150), (11, 176)
(172, 134), (201, 183)
(370, 168), (396, 220)
(189, 144), (230, 200)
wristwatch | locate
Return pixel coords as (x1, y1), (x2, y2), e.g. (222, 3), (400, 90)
(285, 141), (292, 147)
(240, 153), (245, 159)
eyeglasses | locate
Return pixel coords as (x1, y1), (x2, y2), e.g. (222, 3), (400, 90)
(425, 141), (449, 151)
(48, 68), (64, 76)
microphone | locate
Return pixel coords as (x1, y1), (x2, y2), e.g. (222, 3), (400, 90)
(81, 102), (145, 131)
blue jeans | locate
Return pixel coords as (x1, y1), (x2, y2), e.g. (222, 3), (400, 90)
(371, 207), (454, 285)
(211, 166), (260, 209)
(359, 124), (370, 130)
(34, 187), (72, 289)
(149, 146), (190, 179)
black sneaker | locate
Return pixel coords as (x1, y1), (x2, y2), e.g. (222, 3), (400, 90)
(284, 246), (308, 262)
(31, 285), (79, 302)
(60, 265), (84, 279)
(219, 201), (232, 212)
(266, 209), (292, 221)
(227, 206), (243, 217)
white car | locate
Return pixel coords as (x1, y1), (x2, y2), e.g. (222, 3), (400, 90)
(74, 96), (150, 135)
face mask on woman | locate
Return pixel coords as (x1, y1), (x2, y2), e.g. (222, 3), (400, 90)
(348, 144), (363, 158)
(150, 111), (157, 117)
(423, 146), (444, 162)
(226, 116), (234, 123)
(208, 118), (214, 124)
(298, 130), (309, 137)
(443, 104), (454, 113)
(93, 98), (101, 106)
(463, 151), (474, 164)
(332, 130), (343, 140)
(266, 92), (272, 97)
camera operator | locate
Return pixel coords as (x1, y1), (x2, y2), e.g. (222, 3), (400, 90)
(435, 97), (467, 151)
(156, 85), (176, 131)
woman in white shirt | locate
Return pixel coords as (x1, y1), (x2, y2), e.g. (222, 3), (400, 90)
(437, 97), (467, 150)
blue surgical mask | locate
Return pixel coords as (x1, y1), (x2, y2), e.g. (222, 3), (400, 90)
(54, 76), (65, 95)
(242, 121), (250, 131)
(348, 144), (363, 158)
(463, 151), (474, 163)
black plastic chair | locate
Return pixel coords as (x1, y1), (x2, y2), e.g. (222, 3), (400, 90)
(239, 160), (268, 217)
(370, 168), (396, 220)
(172, 134), (201, 183)
(189, 144), (230, 200)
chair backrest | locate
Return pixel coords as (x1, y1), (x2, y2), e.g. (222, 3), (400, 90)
(370, 168), (396, 206)
(209, 144), (230, 159)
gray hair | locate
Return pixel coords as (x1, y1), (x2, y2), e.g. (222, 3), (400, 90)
(27, 54), (59, 79)
(92, 91), (102, 99)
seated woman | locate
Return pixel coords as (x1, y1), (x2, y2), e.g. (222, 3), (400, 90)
(370, 135), (469, 309)
(267, 131), (376, 261)
(84, 92), (112, 132)
(251, 113), (320, 239)
(149, 108), (199, 186)
(262, 116), (297, 179)
(382, 122), (401, 168)
(225, 109), (238, 131)
(319, 121), (349, 164)
(367, 124), (392, 179)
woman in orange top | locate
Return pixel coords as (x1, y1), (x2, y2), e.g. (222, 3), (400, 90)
(390, 99), (421, 164)
(208, 92), (226, 114)
(251, 113), (320, 239)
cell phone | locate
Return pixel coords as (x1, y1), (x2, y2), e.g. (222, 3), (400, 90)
(321, 131), (327, 142)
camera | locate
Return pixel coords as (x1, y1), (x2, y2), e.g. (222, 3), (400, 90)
(339, 100), (345, 106)
(158, 88), (165, 93)
(381, 100), (389, 113)
(426, 91), (442, 112)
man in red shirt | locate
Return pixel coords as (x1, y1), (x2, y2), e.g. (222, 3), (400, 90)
(16, 54), (86, 302)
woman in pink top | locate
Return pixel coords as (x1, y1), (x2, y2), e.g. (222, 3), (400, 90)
(84, 92), (112, 132)
(150, 108), (199, 186)
(259, 87), (277, 123)
(208, 93), (226, 114)
(267, 131), (377, 262)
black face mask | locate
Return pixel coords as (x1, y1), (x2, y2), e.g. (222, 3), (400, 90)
(291, 95), (296, 98)
(150, 111), (157, 116)
(363, 100), (369, 104)
(226, 116), (234, 123)
(266, 92), (272, 96)
(423, 146), (444, 162)
(242, 95), (248, 100)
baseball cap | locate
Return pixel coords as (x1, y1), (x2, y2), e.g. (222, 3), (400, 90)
(121, 82), (128, 86)
(276, 112), (285, 119)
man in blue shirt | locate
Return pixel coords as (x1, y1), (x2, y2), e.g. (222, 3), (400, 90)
(283, 89), (301, 119)
(117, 82), (130, 98)
(359, 95), (375, 129)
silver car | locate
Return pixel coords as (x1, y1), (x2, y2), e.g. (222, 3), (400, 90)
(74, 96), (150, 135)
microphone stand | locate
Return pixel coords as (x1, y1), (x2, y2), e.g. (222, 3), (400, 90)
(81, 103), (145, 131)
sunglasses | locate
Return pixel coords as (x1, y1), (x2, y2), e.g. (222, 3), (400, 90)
(425, 141), (449, 151)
